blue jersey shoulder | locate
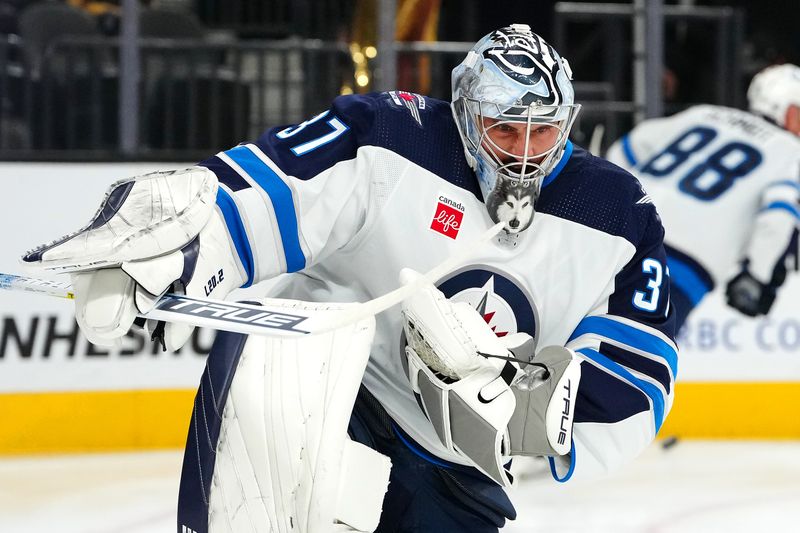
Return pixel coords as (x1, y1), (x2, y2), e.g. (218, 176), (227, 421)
(360, 92), (480, 197)
(202, 92), (480, 199)
(538, 146), (663, 248)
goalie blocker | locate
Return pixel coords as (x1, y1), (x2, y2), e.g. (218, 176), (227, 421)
(400, 269), (581, 487)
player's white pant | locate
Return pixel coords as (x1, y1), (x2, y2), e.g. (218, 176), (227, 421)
(177, 300), (392, 533)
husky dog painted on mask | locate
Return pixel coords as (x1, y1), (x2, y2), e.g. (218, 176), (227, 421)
(485, 179), (536, 233)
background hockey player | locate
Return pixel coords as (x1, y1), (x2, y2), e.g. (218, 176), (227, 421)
(23, 24), (677, 533)
(607, 64), (800, 333)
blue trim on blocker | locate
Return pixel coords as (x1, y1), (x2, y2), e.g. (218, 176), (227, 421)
(761, 201), (800, 220)
(215, 188), (254, 287)
(541, 141), (574, 189)
(224, 145), (306, 272)
(621, 134), (638, 166)
(577, 348), (666, 433)
(548, 440), (576, 483)
(667, 254), (712, 306)
(568, 316), (678, 378)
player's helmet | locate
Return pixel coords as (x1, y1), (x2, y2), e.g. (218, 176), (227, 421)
(452, 24), (580, 233)
(747, 63), (800, 128)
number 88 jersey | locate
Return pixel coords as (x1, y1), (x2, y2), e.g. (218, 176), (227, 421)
(607, 104), (800, 305)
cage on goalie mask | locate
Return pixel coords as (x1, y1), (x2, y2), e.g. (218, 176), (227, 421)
(451, 24), (581, 233)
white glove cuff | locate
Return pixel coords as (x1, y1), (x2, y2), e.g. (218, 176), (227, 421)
(71, 269), (138, 346)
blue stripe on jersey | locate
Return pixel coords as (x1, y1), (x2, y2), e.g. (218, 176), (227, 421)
(224, 145), (306, 273)
(541, 141), (574, 189)
(621, 135), (637, 166)
(600, 342), (673, 395)
(577, 347), (666, 433)
(760, 201), (800, 220)
(569, 316), (678, 378)
(767, 180), (800, 192)
(667, 254), (712, 305)
(199, 156), (251, 192)
(215, 187), (254, 287)
(575, 363), (650, 424)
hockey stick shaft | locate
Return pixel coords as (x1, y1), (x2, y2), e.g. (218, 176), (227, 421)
(0, 272), (312, 336)
(1, 222), (504, 338)
(319, 222), (504, 331)
(0, 273), (75, 299)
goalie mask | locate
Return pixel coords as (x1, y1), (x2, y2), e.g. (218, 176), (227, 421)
(452, 24), (581, 233)
(747, 63), (800, 133)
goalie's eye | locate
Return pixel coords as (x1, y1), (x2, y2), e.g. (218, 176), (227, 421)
(492, 122), (517, 134)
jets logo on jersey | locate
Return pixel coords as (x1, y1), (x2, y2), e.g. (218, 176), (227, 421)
(437, 267), (538, 340)
(388, 91), (426, 126)
(399, 267), (538, 380)
(430, 195), (465, 239)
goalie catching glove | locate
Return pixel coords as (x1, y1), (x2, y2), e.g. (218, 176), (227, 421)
(21, 168), (245, 350)
(400, 268), (581, 486)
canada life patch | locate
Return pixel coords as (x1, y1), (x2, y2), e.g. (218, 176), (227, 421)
(430, 195), (465, 239)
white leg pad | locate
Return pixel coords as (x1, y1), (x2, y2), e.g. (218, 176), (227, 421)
(334, 440), (392, 532)
(205, 300), (390, 533)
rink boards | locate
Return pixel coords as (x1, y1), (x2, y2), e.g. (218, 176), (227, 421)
(1, 163), (799, 453)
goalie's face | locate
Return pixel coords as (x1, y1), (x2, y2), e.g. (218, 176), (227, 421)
(461, 111), (572, 235)
(481, 117), (562, 171)
(456, 96), (577, 199)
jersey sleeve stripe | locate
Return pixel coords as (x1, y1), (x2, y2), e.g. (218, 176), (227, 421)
(567, 335), (673, 395)
(199, 157), (252, 191)
(577, 347), (666, 433)
(621, 135), (638, 166)
(766, 180), (800, 193)
(667, 254), (713, 305)
(215, 186), (254, 287)
(759, 201), (800, 220)
(595, 342), (674, 393)
(222, 145), (307, 273)
(568, 316), (678, 377)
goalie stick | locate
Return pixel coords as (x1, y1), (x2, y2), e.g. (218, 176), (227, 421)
(1, 222), (504, 338)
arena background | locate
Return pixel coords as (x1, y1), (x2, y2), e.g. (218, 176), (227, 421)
(0, 1), (798, 531)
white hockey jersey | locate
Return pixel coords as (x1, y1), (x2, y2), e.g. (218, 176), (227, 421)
(607, 105), (800, 316)
(199, 91), (677, 482)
